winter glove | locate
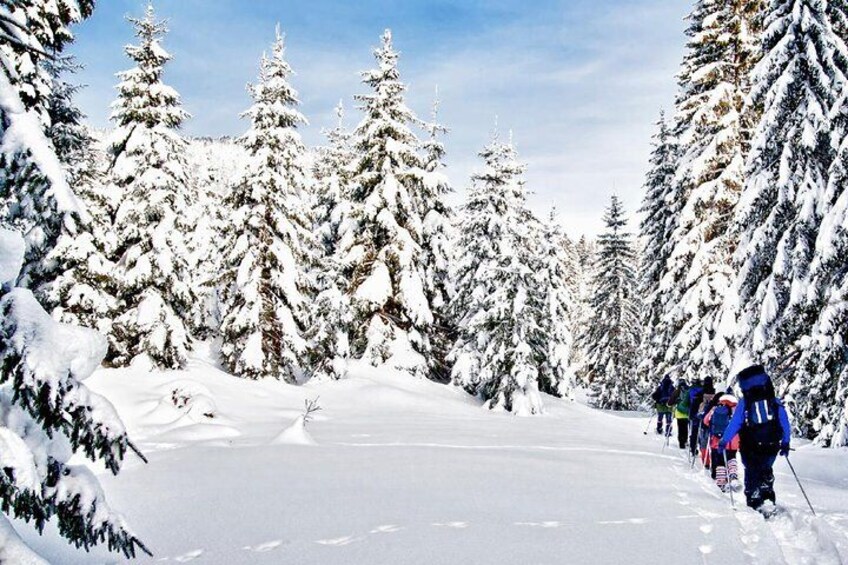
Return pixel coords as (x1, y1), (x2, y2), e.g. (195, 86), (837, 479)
(779, 442), (790, 457)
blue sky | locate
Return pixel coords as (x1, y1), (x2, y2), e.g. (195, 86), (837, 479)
(71, 0), (689, 237)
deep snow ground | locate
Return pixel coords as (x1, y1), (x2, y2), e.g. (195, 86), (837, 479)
(16, 349), (848, 564)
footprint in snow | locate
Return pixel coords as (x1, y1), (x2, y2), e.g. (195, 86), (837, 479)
(370, 525), (402, 534)
(432, 522), (469, 529)
(316, 536), (359, 546)
(243, 540), (283, 552)
(515, 521), (563, 528)
(700, 524), (714, 534)
(598, 518), (648, 525)
(174, 549), (203, 562)
(699, 545), (713, 555)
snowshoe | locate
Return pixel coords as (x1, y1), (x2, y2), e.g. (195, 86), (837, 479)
(756, 501), (781, 520)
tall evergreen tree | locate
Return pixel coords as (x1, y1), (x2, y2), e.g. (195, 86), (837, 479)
(726, 0), (847, 362)
(582, 196), (640, 410)
(0, 230), (148, 560)
(218, 29), (315, 381)
(571, 235), (595, 376)
(107, 4), (195, 369)
(415, 91), (454, 380)
(340, 30), (440, 376)
(0, 0), (94, 297)
(306, 102), (354, 381)
(535, 209), (578, 398)
(313, 101), (354, 257)
(786, 4), (848, 445)
(0, 4), (148, 557)
(449, 134), (545, 415)
(661, 0), (763, 382)
(41, 56), (118, 333)
(637, 111), (678, 386)
(0, 0), (94, 125)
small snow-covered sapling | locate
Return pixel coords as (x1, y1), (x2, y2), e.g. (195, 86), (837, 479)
(302, 397), (322, 427)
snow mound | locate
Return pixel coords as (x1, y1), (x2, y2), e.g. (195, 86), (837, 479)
(0, 228), (25, 285)
(0, 516), (48, 565)
(271, 415), (315, 446)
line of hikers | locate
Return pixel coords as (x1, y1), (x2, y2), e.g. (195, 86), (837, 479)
(651, 362), (792, 514)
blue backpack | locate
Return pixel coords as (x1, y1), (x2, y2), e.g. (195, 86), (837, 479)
(737, 365), (782, 453)
(709, 405), (732, 438)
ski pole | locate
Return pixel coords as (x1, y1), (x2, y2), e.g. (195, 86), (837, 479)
(642, 410), (655, 435)
(687, 420), (692, 465)
(690, 421), (702, 469)
(723, 450), (735, 509)
(784, 455), (816, 516)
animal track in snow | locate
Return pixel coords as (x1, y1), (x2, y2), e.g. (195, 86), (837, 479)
(316, 535), (359, 546)
(243, 540), (283, 552)
(370, 525), (402, 534)
(432, 521), (469, 529)
(174, 549), (204, 562)
(597, 518), (648, 525)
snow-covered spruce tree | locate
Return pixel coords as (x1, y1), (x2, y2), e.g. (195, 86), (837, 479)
(0, 41), (147, 557)
(184, 136), (248, 336)
(218, 29), (315, 381)
(414, 92), (454, 380)
(40, 56), (118, 333)
(313, 101), (354, 257)
(340, 30), (441, 376)
(185, 157), (223, 339)
(570, 235), (595, 376)
(636, 111), (678, 387)
(582, 196), (640, 410)
(0, 0), (94, 125)
(0, 229), (149, 560)
(0, 1), (94, 297)
(306, 102), (354, 381)
(727, 0), (847, 365)
(787, 8), (848, 445)
(830, 0), (848, 42)
(535, 209), (577, 398)
(661, 0), (763, 383)
(107, 4), (196, 369)
(449, 134), (546, 415)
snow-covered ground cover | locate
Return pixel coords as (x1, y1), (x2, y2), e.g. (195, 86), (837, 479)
(17, 346), (848, 564)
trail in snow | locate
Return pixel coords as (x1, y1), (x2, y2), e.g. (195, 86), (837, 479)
(12, 351), (848, 564)
(661, 430), (847, 565)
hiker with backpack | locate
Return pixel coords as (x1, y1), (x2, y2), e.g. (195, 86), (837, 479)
(718, 363), (792, 513)
(689, 377), (715, 466)
(703, 394), (740, 492)
(668, 378), (690, 449)
(689, 376), (715, 460)
(651, 374), (674, 435)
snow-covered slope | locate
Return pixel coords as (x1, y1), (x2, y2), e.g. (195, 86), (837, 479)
(17, 346), (848, 564)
